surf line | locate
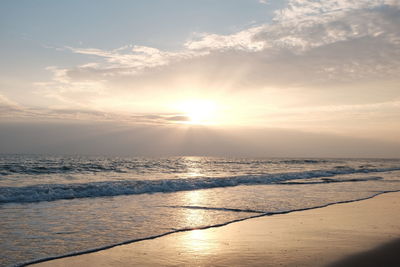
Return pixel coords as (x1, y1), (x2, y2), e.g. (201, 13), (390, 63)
(18, 189), (400, 267)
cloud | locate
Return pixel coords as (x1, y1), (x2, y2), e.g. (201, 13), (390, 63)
(0, 96), (189, 125)
(2, 0), (400, 156)
(64, 45), (207, 78)
(274, 0), (399, 21)
(184, 26), (267, 52)
(0, 94), (25, 115)
(2, 121), (400, 157)
(43, 1), (399, 90)
(29, 0), (400, 140)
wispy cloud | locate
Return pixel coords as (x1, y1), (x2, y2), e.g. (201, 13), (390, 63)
(45, 0), (399, 87)
(0, 94), (26, 115)
(184, 26), (267, 52)
(64, 45), (207, 77)
(29, 0), (400, 137)
(0, 94), (189, 125)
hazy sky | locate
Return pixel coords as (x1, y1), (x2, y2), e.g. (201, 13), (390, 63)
(1, 0), (400, 157)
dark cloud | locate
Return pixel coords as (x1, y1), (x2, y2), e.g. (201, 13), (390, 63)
(0, 105), (189, 125)
(1, 121), (400, 158)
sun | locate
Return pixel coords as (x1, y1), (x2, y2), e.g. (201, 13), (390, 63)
(178, 99), (218, 125)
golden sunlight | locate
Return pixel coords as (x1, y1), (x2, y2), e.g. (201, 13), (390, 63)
(178, 99), (218, 125)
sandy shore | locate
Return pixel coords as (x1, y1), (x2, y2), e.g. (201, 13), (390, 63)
(32, 192), (400, 267)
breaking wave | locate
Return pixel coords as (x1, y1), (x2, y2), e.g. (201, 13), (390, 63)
(1, 166), (399, 204)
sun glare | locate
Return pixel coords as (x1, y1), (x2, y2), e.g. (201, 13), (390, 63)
(179, 99), (218, 125)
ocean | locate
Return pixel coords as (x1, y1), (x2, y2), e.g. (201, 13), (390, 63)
(1, 155), (400, 267)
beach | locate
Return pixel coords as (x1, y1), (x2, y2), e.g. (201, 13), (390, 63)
(2, 1), (400, 266)
(2, 156), (400, 266)
(2, 0), (400, 266)
(31, 191), (400, 267)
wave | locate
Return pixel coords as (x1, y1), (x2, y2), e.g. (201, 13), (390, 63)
(280, 159), (329, 164)
(0, 158), (341, 176)
(0, 163), (126, 176)
(1, 167), (399, 204)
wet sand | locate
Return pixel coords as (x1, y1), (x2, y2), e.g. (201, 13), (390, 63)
(328, 238), (400, 267)
(32, 192), (400, 267)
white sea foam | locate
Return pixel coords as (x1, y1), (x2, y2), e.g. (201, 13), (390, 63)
(1, 166), (399, 204)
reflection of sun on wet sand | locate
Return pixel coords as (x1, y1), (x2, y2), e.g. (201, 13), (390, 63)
(32, 192), (400, 267)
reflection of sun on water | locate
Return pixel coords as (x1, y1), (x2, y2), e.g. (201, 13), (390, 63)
(178, 158), (220, 254)
(182, 190), (218, 256)
(184, 190), (205, 226)
(185, 190), (203, 204)
(184, 157), (203, 177)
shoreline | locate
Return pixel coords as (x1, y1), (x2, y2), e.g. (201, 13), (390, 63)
(29, 191), (400, 267)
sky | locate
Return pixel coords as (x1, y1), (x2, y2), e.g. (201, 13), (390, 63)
(1, 0), (400, 157)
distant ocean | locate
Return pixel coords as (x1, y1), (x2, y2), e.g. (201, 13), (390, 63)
(1, 155), (400, 267)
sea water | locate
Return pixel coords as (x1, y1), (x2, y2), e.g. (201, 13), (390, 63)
(1, 155), (400, 266)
